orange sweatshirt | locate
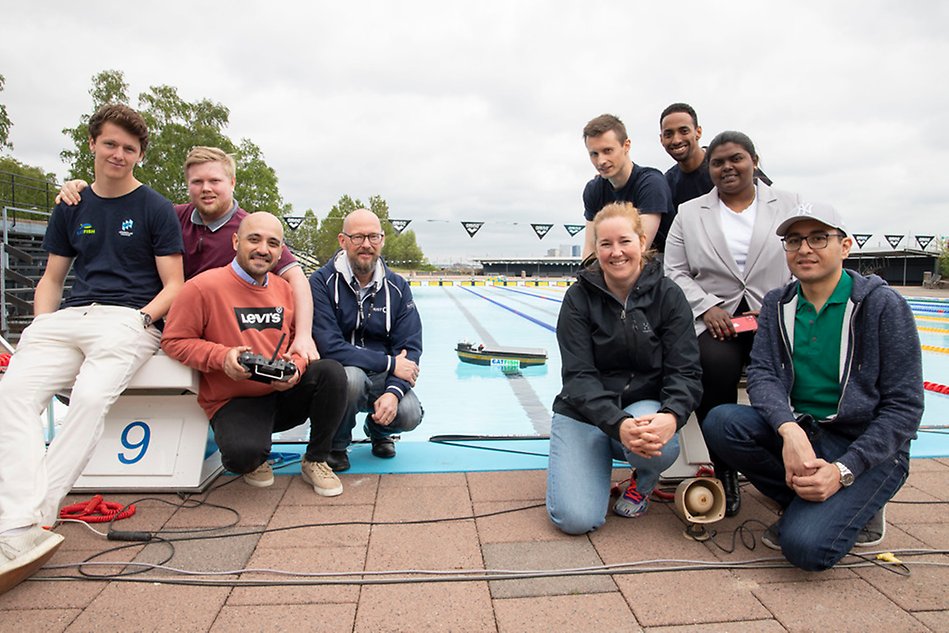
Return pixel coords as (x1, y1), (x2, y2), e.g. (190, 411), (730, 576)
(161, 265), (304, 418)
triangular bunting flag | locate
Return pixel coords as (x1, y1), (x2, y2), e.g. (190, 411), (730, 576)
(462, 221), (484, 238)
(389, 219), (411, 235)
(884, 234), (904, 250)
(564, 224), (585, 237)
(531, 223), (554, 239)
(283, 216), (305, 231)
(852, 234), (871, 249)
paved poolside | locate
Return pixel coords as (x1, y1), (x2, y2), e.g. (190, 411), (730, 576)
(1, 458), (946, 632)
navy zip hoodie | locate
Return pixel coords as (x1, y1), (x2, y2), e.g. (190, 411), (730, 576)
(747, 270), (924, 478)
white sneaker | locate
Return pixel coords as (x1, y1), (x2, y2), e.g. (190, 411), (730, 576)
(243, 461), (274, 488)
(0, 527), (65, 595)
(301, 459), (343, 497)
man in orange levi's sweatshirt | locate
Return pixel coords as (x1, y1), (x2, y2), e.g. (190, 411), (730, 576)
(161, 213), (348, 496)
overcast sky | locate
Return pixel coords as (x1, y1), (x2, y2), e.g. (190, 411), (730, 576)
(3, 1), (947, 262)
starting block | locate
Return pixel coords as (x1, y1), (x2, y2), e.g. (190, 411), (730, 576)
(71, 352), (223, 492)
(661, 413), (712, 480)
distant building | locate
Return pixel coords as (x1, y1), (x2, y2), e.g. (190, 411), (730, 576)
(476, 257), (581, 277)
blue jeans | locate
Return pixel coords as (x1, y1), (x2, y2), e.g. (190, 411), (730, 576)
(546, 399), (680, 535)
(331, 366), (424, 451)
(704, 404), (909, 571)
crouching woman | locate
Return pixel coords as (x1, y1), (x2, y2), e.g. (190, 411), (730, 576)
(547, 202), (702, 534)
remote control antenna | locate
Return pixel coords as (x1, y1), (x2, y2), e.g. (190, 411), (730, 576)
(269, 333), (287, 363)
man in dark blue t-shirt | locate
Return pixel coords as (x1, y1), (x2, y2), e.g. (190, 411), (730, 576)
(660, 103), (714, 211)
(0, 104), (184, 595)
(581, 114), (673, 258)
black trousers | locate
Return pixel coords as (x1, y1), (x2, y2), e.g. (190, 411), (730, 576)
(210, 359), (348, 474)
(696, 329), (756, 468)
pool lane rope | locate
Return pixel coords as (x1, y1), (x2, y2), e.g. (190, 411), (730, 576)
(921, 345), (949, 355)
(924, 381), (949, 395)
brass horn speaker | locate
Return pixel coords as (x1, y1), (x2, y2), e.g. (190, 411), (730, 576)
(674, 477), (726, 541)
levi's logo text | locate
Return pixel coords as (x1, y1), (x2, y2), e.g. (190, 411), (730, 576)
(119, 218), (134, 237)
(76, 223), (95, 236)
(234, 306), (284, 331)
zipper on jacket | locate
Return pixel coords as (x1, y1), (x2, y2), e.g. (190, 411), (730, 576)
(835, 299), (862, 413)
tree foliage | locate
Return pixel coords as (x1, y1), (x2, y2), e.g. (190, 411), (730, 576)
(61, 70), (287, 213)
(940, 238), (949, 278)
(311, 194), (427, 269)
(283, 208), (320, 257)
(0, 156), (58, 211)
(0, 74), (13, 151)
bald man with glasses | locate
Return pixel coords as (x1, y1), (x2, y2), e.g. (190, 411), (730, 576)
(310, 209), (423, 471)
(702, 202), (923, 571)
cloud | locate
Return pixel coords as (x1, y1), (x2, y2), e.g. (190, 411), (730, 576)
(1, 0), (945, 261)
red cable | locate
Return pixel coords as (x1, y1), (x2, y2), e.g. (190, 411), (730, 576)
(59, 495), (136, 523)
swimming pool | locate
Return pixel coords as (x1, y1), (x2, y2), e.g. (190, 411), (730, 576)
(286, 286), (949, 453)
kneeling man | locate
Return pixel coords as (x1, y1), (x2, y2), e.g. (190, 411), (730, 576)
(703, 203), (923, 571)
(162, 213), (348, 495)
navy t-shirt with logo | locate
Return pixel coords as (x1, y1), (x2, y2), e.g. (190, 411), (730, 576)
(583, 164), (674, 251)
(42, 185), (184, 309)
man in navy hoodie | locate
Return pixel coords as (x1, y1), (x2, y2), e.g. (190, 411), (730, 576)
(703, 202), (923, 571)
(310, 209), (423, 471)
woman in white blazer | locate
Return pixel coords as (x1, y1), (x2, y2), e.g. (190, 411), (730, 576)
(664, 131), (801, 517)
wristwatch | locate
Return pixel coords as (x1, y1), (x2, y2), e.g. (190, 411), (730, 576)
(140, 311), (153, 329)
(834, 462), (854, 487)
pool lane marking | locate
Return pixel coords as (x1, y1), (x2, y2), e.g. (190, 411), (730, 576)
(445, 288), (552, 434)
(460, 286), (557, 333)
(497, 286), (564, 304)
(918, 326), (949, 334)
(483, 287), (561, 319)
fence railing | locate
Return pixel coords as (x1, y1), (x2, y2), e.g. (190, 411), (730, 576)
(2, 206), (53, 338)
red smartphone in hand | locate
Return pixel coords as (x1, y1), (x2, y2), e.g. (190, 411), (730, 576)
(731, 315), (758, 333)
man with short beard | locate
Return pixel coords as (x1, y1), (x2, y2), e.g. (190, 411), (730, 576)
(310, 208), (423, 471)
(161, 213), (347, 496)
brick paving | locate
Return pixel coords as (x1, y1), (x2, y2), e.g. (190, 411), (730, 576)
(1, 459), (946, 632)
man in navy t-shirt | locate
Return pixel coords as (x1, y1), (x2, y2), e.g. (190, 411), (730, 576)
(581, 114), (674, 258)
(660, 103), (714, 211)
(0, 104), (184, 594)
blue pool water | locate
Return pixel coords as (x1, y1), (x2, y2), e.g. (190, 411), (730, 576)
(340, 287), (949, 448)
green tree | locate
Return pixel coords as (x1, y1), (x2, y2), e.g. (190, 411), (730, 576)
(0, 156), (58, 210)
(284, 208), (320, 257)
(0, 74), (13, 151)
(312, 194), (427, 269)
(939, 238), (949, 278)
(61, 69), (286, 213)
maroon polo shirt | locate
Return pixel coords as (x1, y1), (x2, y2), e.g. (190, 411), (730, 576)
(175, 202), (298, 280)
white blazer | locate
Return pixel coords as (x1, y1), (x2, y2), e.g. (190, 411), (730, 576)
(664, 182), (801, 335)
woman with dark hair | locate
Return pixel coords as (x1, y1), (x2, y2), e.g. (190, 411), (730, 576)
(547, 202), (701, 535)
(664, 131), (801, 517)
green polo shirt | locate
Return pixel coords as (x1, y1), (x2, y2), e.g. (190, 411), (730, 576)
(789, 272), (852, 420)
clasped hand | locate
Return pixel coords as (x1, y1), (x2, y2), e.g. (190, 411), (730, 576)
(619, 412), (676, 458)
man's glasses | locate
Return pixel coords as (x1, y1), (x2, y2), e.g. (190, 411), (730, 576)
(342, 232), (384, 246)
(781, 232), (844, 252)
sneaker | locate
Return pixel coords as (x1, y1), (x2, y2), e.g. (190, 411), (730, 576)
(243, 460), (274, 488)
(326, 449), (351, 472)
(0, 527), (65, 595)
(612, 479), (649, 518)
(855, 507), (886, 547)
(301, 459), (343, 497)
(761, 522), (781, 551)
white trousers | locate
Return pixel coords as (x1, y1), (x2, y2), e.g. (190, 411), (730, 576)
(0, 305), (160, 531)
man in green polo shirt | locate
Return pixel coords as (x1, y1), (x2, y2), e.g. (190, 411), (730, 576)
(702, 202), (923, 571)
